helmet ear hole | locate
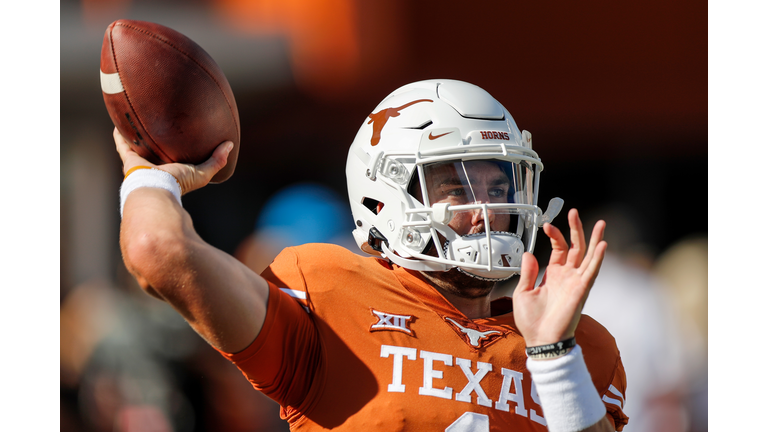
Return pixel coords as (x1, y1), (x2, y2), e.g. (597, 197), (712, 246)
(362, 197), (384, 215)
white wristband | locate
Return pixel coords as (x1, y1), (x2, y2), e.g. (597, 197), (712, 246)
(526, 345), (606, 432)
(120, 168), (182, 217)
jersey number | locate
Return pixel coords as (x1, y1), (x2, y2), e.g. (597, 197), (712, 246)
(445, 412), (489, 432)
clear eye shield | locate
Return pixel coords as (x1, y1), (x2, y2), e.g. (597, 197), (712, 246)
(372, 129), (563, 279)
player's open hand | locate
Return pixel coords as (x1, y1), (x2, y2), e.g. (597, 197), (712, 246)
(114, 127), (233, 195)
(512, 209), (607, 348)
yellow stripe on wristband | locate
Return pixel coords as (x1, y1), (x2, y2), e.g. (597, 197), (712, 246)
(124, 165), (153, 179)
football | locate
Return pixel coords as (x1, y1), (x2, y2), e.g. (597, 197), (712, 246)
(100, 19), (240, 183)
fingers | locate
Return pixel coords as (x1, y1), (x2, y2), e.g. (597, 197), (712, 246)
(515, 252), (539, 294)
(582, 240), (608, 288)
(114, 127), (154, 176)
(579, 220), (606, 273)
(543, 222), (568, 266)
(114, 127), (132, 161)
(575, 223), (608, 307)
(565, 209), (586, 267)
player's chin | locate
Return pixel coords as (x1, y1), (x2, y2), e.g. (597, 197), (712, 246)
(433, 268), (496, 299)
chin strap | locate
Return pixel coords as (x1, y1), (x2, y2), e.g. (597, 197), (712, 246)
(456, 267), (516, 282)
(381, 243), (451, 272)
(381, 243), (517, 282)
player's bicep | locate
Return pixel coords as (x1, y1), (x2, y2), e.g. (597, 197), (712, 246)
(163, 237), (270, 353)
(121, 188), (270, 353)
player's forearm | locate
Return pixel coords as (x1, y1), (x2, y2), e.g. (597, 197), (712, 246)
(527, 344), (613, 432)
(120, 186), (270, 352)
(120, 187), (197, 298)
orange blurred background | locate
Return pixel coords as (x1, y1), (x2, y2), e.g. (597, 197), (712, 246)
(61, 0), (706, 431)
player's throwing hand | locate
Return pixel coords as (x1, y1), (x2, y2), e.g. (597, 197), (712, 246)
(113, 127), (233, 195)
(512, 209), (608, 348)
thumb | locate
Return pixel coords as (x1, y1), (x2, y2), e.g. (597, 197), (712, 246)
(198, 141), (234, 178)
(167, 141), (234, 195)
(515, 252), (539, 294)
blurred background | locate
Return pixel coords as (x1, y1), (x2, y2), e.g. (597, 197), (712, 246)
(60, 0), (707, 431)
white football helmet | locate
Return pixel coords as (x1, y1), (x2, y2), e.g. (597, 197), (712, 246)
(346, 79), (563, 281)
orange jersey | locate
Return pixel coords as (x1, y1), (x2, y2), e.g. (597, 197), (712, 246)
(218, 244), (629, 431)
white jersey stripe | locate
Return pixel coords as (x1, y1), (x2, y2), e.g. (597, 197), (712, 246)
(280, 288), (307, 300)
(100, 70), (124, 94)
(602, 395), (623, 409)
(606, 384), (625, 407)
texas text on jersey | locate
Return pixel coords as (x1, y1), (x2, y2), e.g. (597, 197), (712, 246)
(217, 244), (629, 431)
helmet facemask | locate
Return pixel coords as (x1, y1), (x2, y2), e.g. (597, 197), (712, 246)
(396, 152), (543, 281)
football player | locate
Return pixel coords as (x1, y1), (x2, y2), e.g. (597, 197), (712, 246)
(117, 80), (628, 431)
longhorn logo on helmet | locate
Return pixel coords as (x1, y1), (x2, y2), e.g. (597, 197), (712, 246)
(367, 99), (433, 146)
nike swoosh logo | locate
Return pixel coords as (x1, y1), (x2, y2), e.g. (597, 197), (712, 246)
(428, 131), (453, 140)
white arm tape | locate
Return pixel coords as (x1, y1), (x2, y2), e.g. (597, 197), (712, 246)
(120, 168), (182, 217)
(526, 345), (607, 432)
